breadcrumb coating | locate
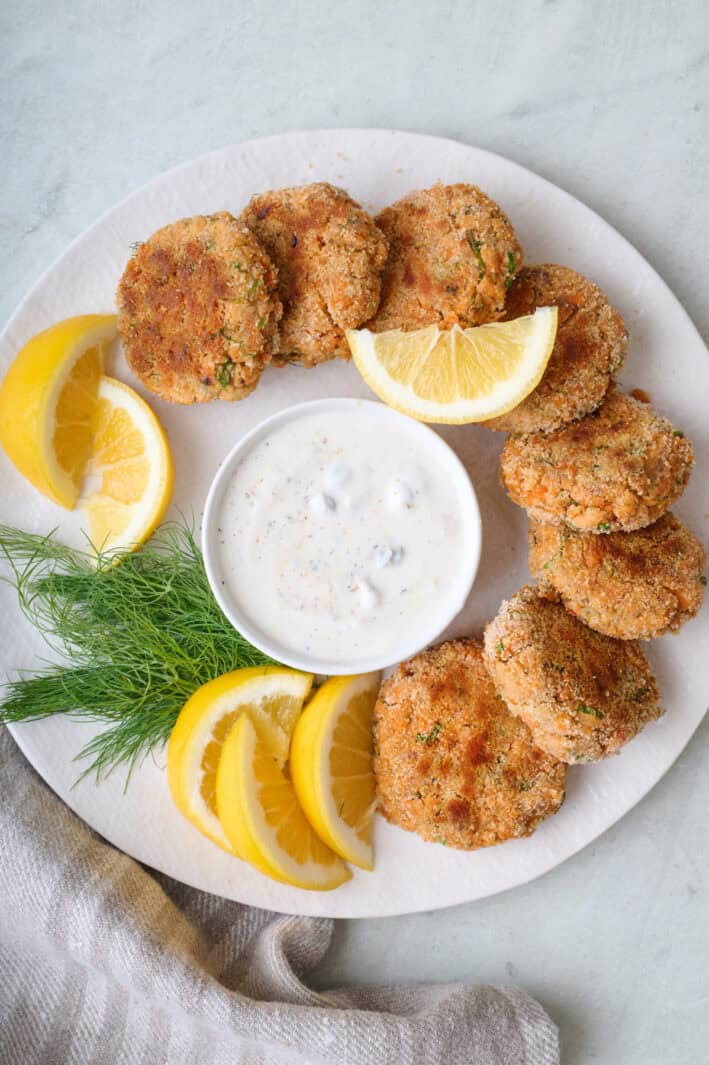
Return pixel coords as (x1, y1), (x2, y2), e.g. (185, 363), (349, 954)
(499, 390), (693, 532)
(369, 183), (523, 332)
(529, 514), (706, 640)
(373, 639), (567, 849)
(483, 586), (663, 763)
(241, 182), (388, 366)
(486, 264), (627, 434)
(117, 212), (281, 404)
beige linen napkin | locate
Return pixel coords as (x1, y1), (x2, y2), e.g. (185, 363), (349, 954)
(0, 728), (559, 1064)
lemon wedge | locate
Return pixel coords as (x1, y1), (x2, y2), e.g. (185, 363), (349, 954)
(167, 667), (313, 852)
(346, 307), (558, 424)
(81, 376), (174, 555)
(0, 314), (116, 507)
(290, 673), (380, 871)
(216, 713), (351, 890)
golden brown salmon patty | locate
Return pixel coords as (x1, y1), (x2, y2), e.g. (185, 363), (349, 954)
(485, 265), (628, 434)
(499, 390), (693, 532)
(483, 586), (662, 763)
(117, 213), (281, 404)
(368, 183), (523, 332)
(373, 639), (566, 850)
(240, 182), (388, 366)
(529, 514), (707, 640)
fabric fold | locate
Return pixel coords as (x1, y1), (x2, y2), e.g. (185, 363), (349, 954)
(0, 728), (559, 1065)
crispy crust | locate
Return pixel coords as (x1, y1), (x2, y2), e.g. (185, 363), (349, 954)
(117, 212), (281, 404)
(368, 183), (523, 332)
(499, 390), (694, 532)
(529, 514), (706, 640)
(373, 639), (567, 850)
(240, 182), (388, 366)
(483, 586), (663, 763)
(486, 264), (628, 433)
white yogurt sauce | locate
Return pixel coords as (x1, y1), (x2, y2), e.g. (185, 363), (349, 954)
(215, 406), (473, 666)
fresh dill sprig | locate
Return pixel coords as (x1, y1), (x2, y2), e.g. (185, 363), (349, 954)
(0, 522), (273, 782)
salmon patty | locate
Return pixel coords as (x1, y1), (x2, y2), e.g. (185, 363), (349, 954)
(369, 183), (523, 332)
(529, 514), (706, 640)
(483, 586), (662, 763)
(240, 182), (388, 366)
(117, 212), (281, 404)
(485, 265), (628, 434)
(373, 639), (567, 850)
(499, 390), (693, 532)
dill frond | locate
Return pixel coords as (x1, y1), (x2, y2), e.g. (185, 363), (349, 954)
(0, 522), (273, 781)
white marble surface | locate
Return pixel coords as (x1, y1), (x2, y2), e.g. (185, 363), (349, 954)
(1, 1), (707, 1062)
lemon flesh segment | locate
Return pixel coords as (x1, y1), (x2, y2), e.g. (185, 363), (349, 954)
(346, 306), (558, 424)
(290, 672), (381, 871)
(167, 667), (313, 853)
(0, 314), (117, 507)
(81, 376), (174, 555)
(216, 714), (351, 890)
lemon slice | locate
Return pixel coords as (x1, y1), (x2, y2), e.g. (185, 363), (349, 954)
(290, 673), (380, 870)
(216, 713), (351, 890)
(346, 307), (558, 424)
(81, 376), (174, 554)
(0, 314), (117, 507)
(167, 667), (313, 852)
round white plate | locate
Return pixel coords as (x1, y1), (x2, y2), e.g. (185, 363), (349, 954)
(1, 130), (707, 918)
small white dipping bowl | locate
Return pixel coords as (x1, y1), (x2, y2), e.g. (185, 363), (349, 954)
(202, 398), (481, 675)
